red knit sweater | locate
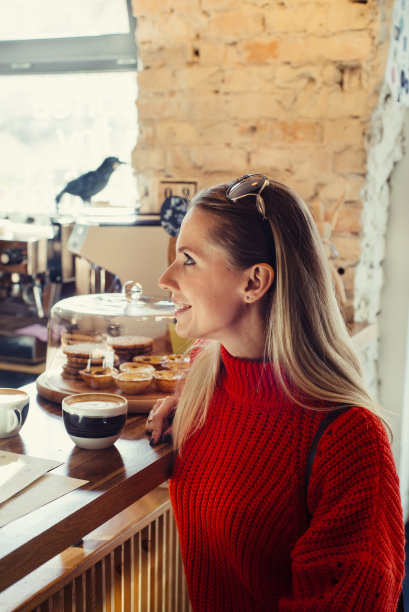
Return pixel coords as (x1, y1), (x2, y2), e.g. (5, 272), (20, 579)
(169, 346), (405, 612)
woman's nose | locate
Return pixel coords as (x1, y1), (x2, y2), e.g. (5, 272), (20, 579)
(158, 265), (176, 292)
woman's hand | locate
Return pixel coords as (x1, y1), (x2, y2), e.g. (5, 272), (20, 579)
(146, 396), (177, 446)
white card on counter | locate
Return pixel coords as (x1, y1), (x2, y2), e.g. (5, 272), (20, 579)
(0, 472), (88, 528)
(0, 451), (62, 504)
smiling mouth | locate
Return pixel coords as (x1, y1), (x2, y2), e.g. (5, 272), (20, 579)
(174, 302), (191, 315)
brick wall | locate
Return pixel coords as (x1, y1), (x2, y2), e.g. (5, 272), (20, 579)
(131, 0), (394, 321)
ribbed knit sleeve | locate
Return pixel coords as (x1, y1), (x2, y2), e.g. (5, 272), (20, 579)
(279, 408), (405, 612)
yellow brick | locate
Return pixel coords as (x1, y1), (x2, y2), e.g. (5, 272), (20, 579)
(207, 10), (264, 39)
(137, 121), (156, 144)
(174, 66), (224, 90)
(275, 65), (322, 89)
(323, 119), (365, 145)
(327, 90), (374, 119)
(190, 146), (248, 172)
(226, 93), (281, 120)
(242, 40), (280, 62)
(332, 235), (361, 264)
(335, 149), (366, 174)
(293, 86), (331, 119)
(155, 121), (200, 144)
(197, 41), (228, 65)
(321, 65), (343, 87)
(288, 148), (334, 178)
(201, 0), (237, 9)
(334, 205), (362, 234)
(131, 0), (165, 17)
(222, 66), (277, 93)
(248, 146), (293, 174)
(176, 95), (231, 121)
(318, 175), (364, 202)
(136, 17), (166, 43)
(264, 3), (372, 34)
(137, 68), (176, 92)
(138, 41), (193, 68)
(137, 95), (180, 119)
(279, 33), (373, 64)
(290, 179), (319, 201)
(131, 146), (166, 170)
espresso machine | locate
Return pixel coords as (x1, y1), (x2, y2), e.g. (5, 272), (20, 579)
(0, 219), (75, 364)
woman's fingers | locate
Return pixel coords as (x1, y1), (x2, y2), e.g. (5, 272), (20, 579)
(146, 396), (177, 445)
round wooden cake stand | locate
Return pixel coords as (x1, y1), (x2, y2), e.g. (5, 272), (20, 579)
(36, 372), (167, 414)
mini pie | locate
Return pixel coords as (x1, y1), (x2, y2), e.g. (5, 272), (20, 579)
(119, 362), (155, 374)
(132, 354), (168, 369)
(161, 354), (190, 370)
(79, 366), (117, 389)
(153, 370), (184, 393)
(107, 335), (154, 363)
(112, 370), (153, 395)
(63, 342), (107, 359)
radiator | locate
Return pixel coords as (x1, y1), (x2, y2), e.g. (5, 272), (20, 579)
(23, 499), (191, 612)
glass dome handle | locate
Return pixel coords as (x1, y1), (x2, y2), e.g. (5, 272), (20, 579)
(122, 281), (143, 304)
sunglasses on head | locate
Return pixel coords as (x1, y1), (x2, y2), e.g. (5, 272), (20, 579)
(226, 174), (269, 218)
(226, 174), (276, 269)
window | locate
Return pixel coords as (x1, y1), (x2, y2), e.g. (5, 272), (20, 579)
(0, 0), (138, 220)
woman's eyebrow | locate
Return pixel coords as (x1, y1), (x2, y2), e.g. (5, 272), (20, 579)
(177, 244), (200, 255)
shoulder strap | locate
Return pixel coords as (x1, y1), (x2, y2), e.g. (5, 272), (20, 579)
(305, 408), (350, 507)
(304, 408), (405, 611)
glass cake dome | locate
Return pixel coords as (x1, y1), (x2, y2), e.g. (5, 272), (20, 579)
(42, 281), (189, 393)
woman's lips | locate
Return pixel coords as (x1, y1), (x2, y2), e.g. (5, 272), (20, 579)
(174, 302), (191, 316)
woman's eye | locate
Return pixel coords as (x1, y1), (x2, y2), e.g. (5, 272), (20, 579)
(183, 252), (195, 265)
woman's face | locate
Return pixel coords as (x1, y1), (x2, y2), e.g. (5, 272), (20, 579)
(159, 207), (252, 351)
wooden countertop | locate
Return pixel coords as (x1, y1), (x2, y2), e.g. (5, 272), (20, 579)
(0, 382), (174, 593)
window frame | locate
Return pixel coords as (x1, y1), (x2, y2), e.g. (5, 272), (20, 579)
(0, 0), (137, 75)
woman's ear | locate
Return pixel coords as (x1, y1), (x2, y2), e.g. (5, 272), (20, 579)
(243, 264), (275, 302)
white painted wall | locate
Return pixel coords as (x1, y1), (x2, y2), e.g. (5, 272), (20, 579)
(378, 110), (409, 520)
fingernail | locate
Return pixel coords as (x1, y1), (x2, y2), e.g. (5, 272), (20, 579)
(163, 434), (172, 444)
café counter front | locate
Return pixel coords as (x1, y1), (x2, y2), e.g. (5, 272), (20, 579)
(0, 384), (191, 612)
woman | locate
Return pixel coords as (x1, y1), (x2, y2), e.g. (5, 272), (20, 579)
(146, 174), (405, 611)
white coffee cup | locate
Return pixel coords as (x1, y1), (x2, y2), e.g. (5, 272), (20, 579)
(0, 389), (30, 438)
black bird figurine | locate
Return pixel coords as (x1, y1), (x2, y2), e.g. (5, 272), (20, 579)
(55, 157), (124, 207)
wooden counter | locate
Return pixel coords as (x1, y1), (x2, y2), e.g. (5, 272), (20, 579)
(0, 382), (174, 594)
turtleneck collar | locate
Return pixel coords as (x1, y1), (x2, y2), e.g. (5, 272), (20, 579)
(220, 345), (281, 404)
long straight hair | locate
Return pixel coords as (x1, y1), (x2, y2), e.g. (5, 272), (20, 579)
(172, 179), (384, 452)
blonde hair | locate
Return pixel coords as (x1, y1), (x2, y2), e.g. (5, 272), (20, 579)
(172, 179), (384, 451)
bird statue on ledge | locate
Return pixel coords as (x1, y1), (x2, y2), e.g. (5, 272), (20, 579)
(55, 156), (124, 209)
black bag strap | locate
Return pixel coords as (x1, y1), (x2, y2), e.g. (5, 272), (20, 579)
(305, 408), (350, 498)
(305, 407), (405, 611)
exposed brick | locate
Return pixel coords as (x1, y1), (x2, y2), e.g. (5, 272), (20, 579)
(189, 146), (248, 172)
(264, 4), (372, 34)
(174, 66), (225, 90)
(318, 174), (365, 202)
(131, 146), (166, 170)
(137, 68), (177, 92)
(155, 121), (201, 144)
(279, 33), (373, 65)
(206, 10), (264, 39)
(332, 234), (362, 264)
(227, 93), (283, 120)
(327, 89), (375, 119)
(242, 40), (280, 63)
(323, 119), (366, 145)
(138, 41), (194, 68)
(275, 65), (322, 89)
(334, 204), (362, 234)
(335, 148), (367, 174)
(132, 0), (392, 325)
